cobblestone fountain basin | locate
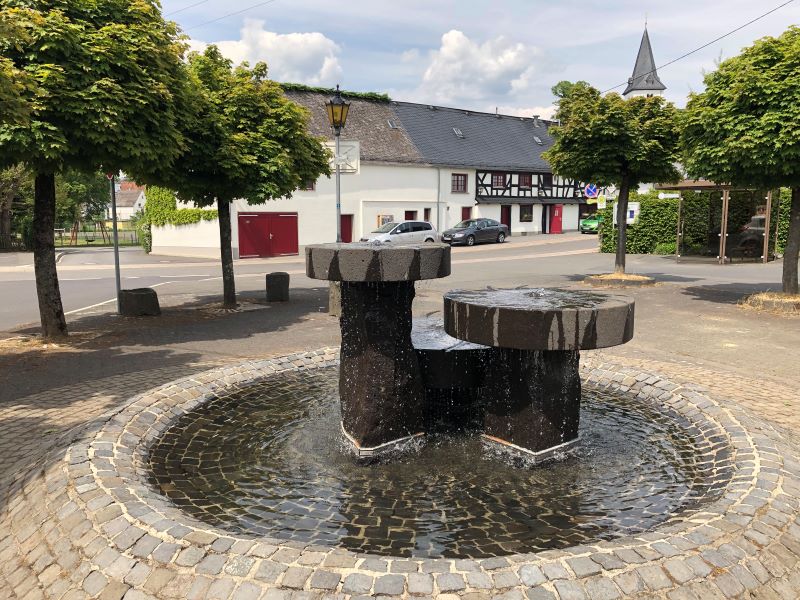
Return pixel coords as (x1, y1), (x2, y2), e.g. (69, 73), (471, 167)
(10, 350), (800, 598)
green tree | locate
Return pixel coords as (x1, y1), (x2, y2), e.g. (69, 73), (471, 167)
(55, 169), (110, 227)
(0, 164), (27, 237)
(154, 46), (330, 308)
(0, 1), (194, 339)
(682, 27), (800, 295)
(0, 12), (29, 126)
(544, 82), (681, 273)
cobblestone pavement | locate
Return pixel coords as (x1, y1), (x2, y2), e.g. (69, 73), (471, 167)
(1, 345), (799, 600)
(1, 276), (799, 600)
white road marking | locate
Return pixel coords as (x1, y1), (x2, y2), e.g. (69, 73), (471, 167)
(158, 274), (210, 278)
(59, 277), (105, 281)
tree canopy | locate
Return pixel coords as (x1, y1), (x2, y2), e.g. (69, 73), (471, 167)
(544, 82), (681, 273)
(544, 82), (681, 190)
(154, 45), (331, 307)
(682, 26), (800, 189)
(159, 46), (331, 206)
(682, 26), (800, 295)
(0, 0), (193, 175)
(0, 0), (196, 340)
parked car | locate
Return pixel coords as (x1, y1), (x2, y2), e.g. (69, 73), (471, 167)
(441, 218), (509, 246)
(580, 214), (603, 234)
(360, 220), (438, 244)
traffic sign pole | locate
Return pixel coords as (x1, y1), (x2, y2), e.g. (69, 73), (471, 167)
(108, 173), (122, 313)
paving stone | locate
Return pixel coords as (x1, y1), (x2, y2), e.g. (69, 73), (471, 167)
(493, 571), (520, 588)
(567, 557), (602, 578)
(206, 578), (236, 600)
(437, 573), (466, 592)
(342, 574), (373, 595)
(232, 582), (262, 600)
(254, 561), (286, 584)
(519, 565), (546, 587)
(82, 571), (107, 596)
(224, 555), (256, 577)
(542, 563), (570, 581)
(310, 570), (341, 591)
(637, 565), (672, 591)
(525, 587), (556, 600)
(467, 572), (492, 589)
(175, 546), (205, 567)
(196, 554), (227, 576)
(407, 573), (433, 595)
(281, 567), (313, 590)
(583, 576), (621, 600)
(553, 580), (588, 600)
(374, 574), (405, 595)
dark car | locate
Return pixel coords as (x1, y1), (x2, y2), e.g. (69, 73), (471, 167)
(441, 218), (509, 246)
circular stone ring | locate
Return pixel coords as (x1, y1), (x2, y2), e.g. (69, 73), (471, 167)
(444, 287), (635, 350)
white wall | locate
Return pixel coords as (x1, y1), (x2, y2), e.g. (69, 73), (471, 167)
(152, 220), (220, 258)
(563, 204), (580, 231)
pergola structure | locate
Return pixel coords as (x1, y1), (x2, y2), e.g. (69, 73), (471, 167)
(655, 180), (778, 265)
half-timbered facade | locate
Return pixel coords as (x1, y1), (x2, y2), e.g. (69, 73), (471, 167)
(151, 90), (590, 259)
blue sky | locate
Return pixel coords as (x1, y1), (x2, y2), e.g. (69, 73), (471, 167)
(162, 0), (799, 117)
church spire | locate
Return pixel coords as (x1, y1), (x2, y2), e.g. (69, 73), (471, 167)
(623, 28), (666, 97)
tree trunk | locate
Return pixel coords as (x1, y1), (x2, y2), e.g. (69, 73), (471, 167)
(33, 173), (68, 340)
(783, 187), (800, 295)
(0, 207), (10, 236)
(614, 175), (631, 274)
(217, 199), (236, 308)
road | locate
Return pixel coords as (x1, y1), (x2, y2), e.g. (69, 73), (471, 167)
(0, 232), (787, 334)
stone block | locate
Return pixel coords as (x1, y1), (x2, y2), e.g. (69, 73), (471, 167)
(119, 288), (161, 317)
(265, 272), (290, 302)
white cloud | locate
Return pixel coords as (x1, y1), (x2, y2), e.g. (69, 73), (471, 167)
(417, 30), (546, 104)
(493, 105), (557, 120)
(190, 19), (342, 86)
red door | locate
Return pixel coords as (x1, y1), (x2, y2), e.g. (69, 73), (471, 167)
(238, 212), (298, 258)
(549, 204), (563, 234)
(340, 214), (353, 243)
(461, 206), (472, 221)
(238, 214), (269, 258)
(268, 213), (299, 255)
(500, 205), (512, 230)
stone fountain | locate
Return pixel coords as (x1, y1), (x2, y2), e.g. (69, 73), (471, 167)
(306, 242), (635, 462)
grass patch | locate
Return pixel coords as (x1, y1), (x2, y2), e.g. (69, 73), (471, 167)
(591, 273), (653, 281)
(740, 292), (800, 316)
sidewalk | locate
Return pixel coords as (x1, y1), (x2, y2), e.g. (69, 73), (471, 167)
(0, 251), (33, 267)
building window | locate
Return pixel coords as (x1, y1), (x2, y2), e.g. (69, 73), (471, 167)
(302, 180), (315, 191)
(492, 173), (507, 189)
(451, 173), (467, 193)
(541, 173), (553, 189)
(377, 214), (394, 227)
(520, 204), (534, 222)
(424, 208), (431, 222)
(405, 210), (418, 221)
(518, 174), (532, 189)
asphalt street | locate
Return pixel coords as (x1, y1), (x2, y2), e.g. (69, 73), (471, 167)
(0, 232), (788, 335)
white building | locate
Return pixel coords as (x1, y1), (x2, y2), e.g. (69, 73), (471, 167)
(152, 90), (589, 259)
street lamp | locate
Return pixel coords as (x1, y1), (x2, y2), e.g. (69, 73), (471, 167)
(325, 84), (350, 243)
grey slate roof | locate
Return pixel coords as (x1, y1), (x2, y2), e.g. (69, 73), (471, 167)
(115, 190), (144, 208)
(283, 89), (555, 172)
(623, 28), (666, 95)
(392, 102), (554, 172)
(283, 90), (423, 164)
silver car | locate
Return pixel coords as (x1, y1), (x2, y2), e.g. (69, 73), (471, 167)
(360, 220), (438, 243)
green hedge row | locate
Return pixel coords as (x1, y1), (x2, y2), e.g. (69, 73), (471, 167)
(598, 189), (792, 255)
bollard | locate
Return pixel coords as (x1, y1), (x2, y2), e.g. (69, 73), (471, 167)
(119, 288), (161, 317)
(265, 272), (290, 302)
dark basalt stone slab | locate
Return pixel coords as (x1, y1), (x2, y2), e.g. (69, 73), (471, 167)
(339, 282), (425, 455)
(265, 272), (290, 302)
(119, 288), (161, 317)
(481, 348), (581, 459)
(412, 317), (490, 432)
(444, 287), (635, 350)
(306, 242), (451, 282)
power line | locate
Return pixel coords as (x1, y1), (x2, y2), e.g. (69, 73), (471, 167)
(602, 0), (795, 93)
(165, 0), (213, 18)
(182, 0), (279, 32)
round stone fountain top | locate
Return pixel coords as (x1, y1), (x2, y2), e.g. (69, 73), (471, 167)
(306, 242), (451, 282)
(444, 287), (634, 350)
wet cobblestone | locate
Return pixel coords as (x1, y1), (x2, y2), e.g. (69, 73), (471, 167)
(1, 348), (799, 598)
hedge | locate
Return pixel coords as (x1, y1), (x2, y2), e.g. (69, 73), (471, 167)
(599, 188), (793, 256)
(136, 186), (218, 253)
(279, 82), (390, 102)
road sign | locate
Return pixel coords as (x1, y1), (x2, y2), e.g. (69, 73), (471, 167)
(584, 183), (599, 199)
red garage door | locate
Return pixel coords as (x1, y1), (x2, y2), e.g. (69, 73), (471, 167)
(238, 213), (298, 258)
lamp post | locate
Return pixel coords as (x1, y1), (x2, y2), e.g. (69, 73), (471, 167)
(325, 85), (350, 243)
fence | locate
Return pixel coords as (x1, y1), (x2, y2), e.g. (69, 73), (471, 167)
(0, 233), (24, 250)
